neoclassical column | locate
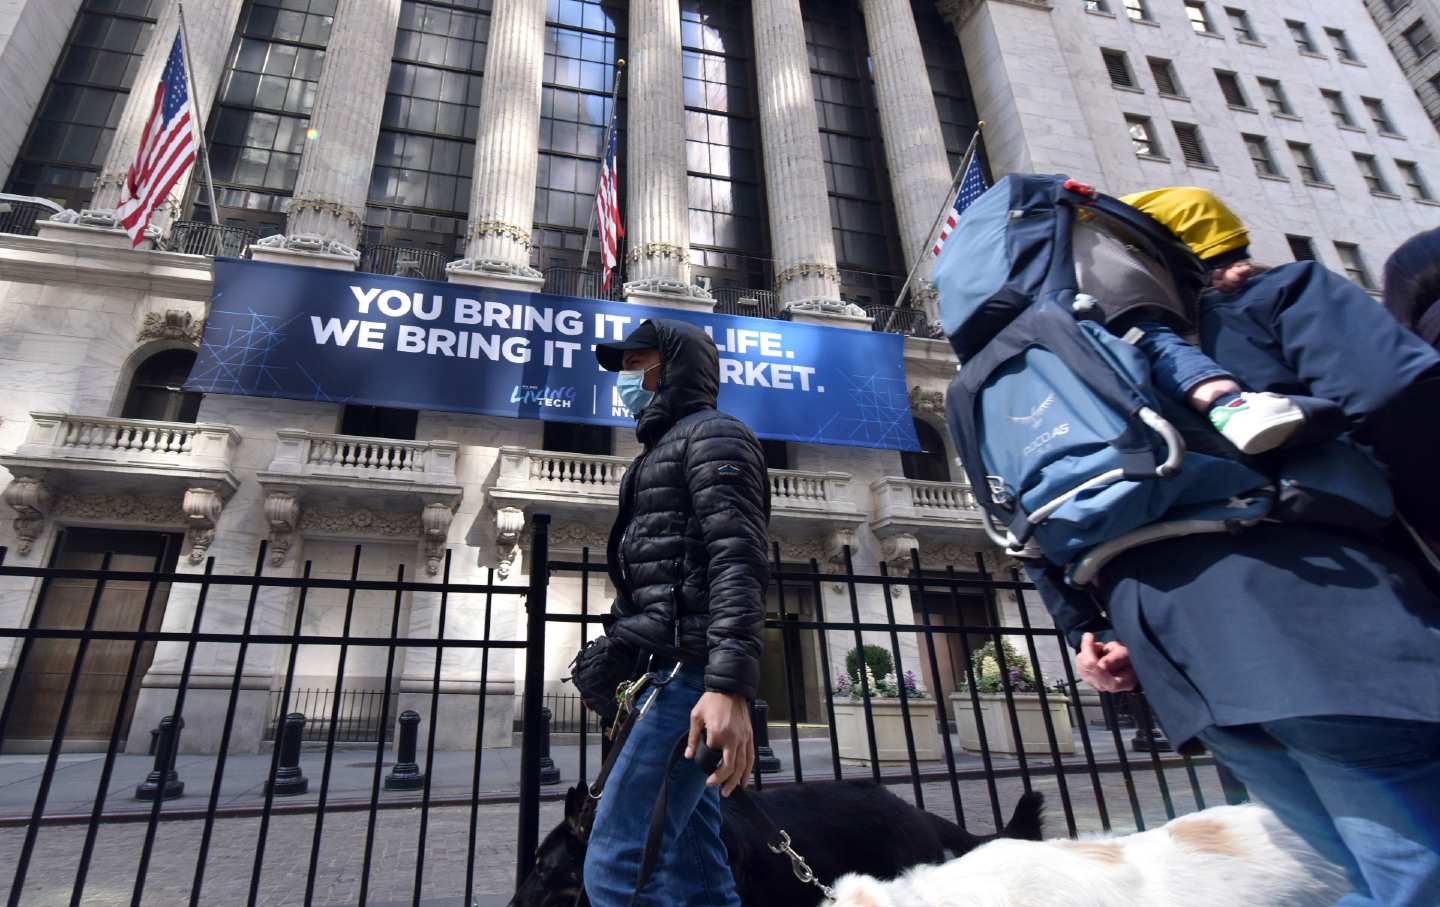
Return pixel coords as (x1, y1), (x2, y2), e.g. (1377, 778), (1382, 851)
(253, 0), (403, 268)
(448, 0), (546, 293)
(83, 0), (245, 224)
(623, 0), (708, 307)
(859, 0), (954, 318)
(751, 0), (845, 315)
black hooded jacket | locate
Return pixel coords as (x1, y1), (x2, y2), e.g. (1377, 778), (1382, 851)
(605, 319), (770, 699)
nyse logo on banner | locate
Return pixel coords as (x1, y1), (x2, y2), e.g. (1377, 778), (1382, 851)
(191, 259), (922, 452)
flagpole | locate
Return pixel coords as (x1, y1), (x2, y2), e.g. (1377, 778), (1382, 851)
(580, 58), (626, 280)
(176, 2), (222, 226)
(892, 121), (984, 310)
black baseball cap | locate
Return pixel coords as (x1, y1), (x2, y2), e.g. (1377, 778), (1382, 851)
(596, 320), (660, 371)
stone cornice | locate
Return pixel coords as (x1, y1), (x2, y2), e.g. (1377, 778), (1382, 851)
(0, 233), (214, 300)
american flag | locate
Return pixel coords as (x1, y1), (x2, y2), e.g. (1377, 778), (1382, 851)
(594, 106), (624, 291)
(931, 146), (989, 257)
(117, 33), (197, 248)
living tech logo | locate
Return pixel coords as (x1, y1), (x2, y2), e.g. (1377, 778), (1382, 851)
(511, 385), (577, 408)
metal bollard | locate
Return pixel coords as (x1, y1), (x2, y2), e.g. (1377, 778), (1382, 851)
(135, 715), (185, 800)
(267, 712), (310, 796)
(384, 709), (424, 790)
(538, 707), (561, 786)
(752, 699), (782, 774)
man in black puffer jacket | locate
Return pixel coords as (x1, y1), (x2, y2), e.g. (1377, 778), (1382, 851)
(584, 318), (770, 907)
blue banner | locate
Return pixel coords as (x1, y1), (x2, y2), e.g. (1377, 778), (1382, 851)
(190, 258), (920, 451)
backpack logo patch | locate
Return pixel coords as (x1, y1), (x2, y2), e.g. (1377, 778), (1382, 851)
(1010, 393), (1056, 429)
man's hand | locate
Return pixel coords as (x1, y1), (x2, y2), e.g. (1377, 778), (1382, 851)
(1076, 632), (1139, 693)
(685, 691), (754, 796)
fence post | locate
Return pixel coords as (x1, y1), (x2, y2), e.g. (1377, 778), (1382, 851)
(517, 513), (551, 891)
(267, 713), (309, 796)
(539, 707), (561, 785)
(134, 716), (185, 800)
(751, 700), (781, 774)
(385, 710), (424, 790)
(1129, 693), (1172, 753)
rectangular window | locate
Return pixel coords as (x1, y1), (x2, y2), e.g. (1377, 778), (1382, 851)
(1216, 70), (1249, 107)
(1258, 78), (1294, 116)
(1126, 114), (1162, 157)
(1405, 20), (1436, 59)
(1244, 133), (1281, 177)
(1288, 142), (1325, 183)
(1149, 57), (1182, 96)
(1103, 49), (1136, 88)
(1287, 20), (1318, 54)
(1185, 2), (1215, 34)
(1124, 0), (1151, 22)
(1286, 235), (1316, 261)
(1362, 96), (1398, 133)
(1334, 242), (1375, 289)
(1397, 159), (1434, 200)
(1174, 122), (1210, 165)
(1321, 89), (1356, 128)
(1325, 27), (1358, 62)
(1226, 7), (1256, 42)
(1084, 0), (1110, 12)
(1383, 0), (1412, 12)
(1355, 153), (1393, 194)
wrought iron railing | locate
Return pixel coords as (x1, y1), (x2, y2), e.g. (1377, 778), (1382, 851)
(542, 266), (624, 300)
(711, 286), (786, 320)
(266, 689), (393, 744)
(167, 221), (258, 258)
(358, 243), (447, 281)
(867, 304), (939, 337)
(0, 200), (53, 237)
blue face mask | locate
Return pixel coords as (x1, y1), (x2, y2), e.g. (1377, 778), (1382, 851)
(616, 364), (658, 416)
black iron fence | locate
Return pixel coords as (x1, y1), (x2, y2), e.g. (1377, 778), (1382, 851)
(0, 517), (1244, 906)
(265, 689), (393, 744)
(166, 220), (258, 258)
(358, 243), (447, 281)
(542, 266), (625, 300)
(711, 285), (786, 321)
(0, 200), (52, 237)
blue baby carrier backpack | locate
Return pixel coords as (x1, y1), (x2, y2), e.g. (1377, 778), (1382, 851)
(936, 175), (1275, 584)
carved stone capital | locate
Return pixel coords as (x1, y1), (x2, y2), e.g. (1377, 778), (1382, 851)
(936, 0), (1051, 30)
(182, 487), (225, 564)
(625, 241), (690, 265)
(909, 385), (946, 414)
(264, 492), (300, 567)
(138, 308), (206, 346)
(775, 261), (841, 285)
(464, 218), (534, 249)
(422, 502), (456, 577)
(286, 195), (365, 231)
(3, 477), (52, 556)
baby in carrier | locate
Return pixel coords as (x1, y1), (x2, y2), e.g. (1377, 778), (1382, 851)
(1118, 187), (1306, 455)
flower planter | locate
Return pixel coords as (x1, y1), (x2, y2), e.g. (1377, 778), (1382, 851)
(831, 698), (941, 765)
(951, 691), (1075, 756)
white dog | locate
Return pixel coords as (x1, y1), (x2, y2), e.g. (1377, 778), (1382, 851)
(824, 804), (1350, 907)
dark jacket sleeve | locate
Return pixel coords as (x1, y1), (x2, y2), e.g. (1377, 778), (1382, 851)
(1022, 561), (1115, 651)
(685, 416), (771, 699)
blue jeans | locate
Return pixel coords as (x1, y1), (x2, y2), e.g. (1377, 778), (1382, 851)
(1131, 321), (1233, 402)
(583, 665), (740, 907)
(1200, 717), (1440, 907)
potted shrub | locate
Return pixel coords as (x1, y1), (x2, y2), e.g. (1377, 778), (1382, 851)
(830, 645), (941, 765)
(951, 639), (1075, 756)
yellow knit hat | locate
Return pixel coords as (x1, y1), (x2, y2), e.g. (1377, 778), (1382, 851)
(1119, 187), (1250, 264)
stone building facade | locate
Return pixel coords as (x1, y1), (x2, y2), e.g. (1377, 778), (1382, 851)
(1366, 0), (1440, 135)
(0, 0), (1436, 757)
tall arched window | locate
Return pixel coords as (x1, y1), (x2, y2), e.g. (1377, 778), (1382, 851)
(121, 349), (203, 423)
(901, 418), (950, 483)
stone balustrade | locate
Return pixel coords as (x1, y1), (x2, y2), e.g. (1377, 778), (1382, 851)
(15, 412), (238, 471)
(869, 475), (986, 551)
(265, 430), (458, 486)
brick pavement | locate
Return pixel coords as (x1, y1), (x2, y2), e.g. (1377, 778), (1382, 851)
(0, 761), (1228, 906)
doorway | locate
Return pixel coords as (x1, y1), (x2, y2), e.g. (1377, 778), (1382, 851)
(756, 582), (821, 724)
(9, 528), (182, 746)
(912, 576), (990, 720)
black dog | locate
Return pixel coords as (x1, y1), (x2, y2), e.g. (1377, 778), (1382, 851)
(510, 781), (1045, 906)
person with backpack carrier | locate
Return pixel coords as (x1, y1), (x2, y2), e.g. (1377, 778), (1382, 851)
(935, 175), (1440, 907)
(570, 318), (769, 907)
